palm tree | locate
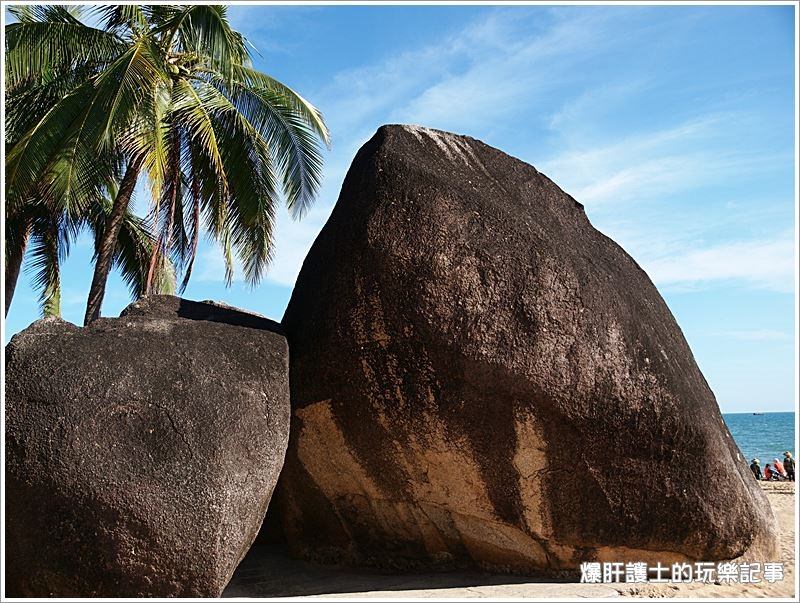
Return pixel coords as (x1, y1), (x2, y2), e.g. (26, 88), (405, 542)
(4, 6), (173, 318)
(5, 186), (173, 318)
(5, 4), (330, 324)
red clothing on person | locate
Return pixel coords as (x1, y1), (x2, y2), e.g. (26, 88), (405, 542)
(774, 461), (786, 475)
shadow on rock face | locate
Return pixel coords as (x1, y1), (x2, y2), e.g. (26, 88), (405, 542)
(121, 294), (284, 334)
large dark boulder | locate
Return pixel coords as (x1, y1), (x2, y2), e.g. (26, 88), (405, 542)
(272, 125), (779, 572)
(5, 295), (290, 597)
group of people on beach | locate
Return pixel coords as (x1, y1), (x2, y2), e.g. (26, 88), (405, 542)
(750, 452), (795, 481)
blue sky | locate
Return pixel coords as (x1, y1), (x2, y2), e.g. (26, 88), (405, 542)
(4, 4), (797, 413)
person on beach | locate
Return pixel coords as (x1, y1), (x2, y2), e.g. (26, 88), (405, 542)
(764, 463), (779, 481)
(750, 458), (763, 480)
(783, 452), (795, 481)
(774, 458), (787, 478)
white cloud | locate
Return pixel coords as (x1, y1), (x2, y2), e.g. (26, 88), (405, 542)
(238, 8), (623, 288)
(391, 11), (604, 128)
(215, 6), (794, 298)
(641, 237), (796, 293)
(547, 79), (649, 135)
(709, 329), (792, 342)
(314, 8), (622, 137)
(539, 106), (793, 215)
(539, 114), (733, 206)
(59, 288), (89, 308)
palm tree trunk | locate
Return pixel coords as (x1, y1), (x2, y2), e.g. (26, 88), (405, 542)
(5, 221), (31, 317)
(145, 184), (179, 294)
(144, 246), (161, 295)
(179, 180), (201, 293)
(83, 161), (142, 325)
(145, 128), (181, 295)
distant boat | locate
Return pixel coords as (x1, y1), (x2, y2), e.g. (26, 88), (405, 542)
(753, 412), (765, 415)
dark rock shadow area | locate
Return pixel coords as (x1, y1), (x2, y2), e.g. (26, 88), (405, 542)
(223, 544), (618, 598)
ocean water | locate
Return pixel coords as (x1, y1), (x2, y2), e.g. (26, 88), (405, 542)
(723, 412), (796, 466)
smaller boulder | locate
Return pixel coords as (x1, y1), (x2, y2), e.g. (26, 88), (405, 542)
(5, 295), (290, 597)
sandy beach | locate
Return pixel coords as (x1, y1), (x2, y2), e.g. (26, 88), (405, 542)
(225, 481), (795, 599)
(616, 481), (795, 599)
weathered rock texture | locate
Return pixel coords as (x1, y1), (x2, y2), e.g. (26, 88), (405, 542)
(5, 295), (290, 597)
(272, 124), (779, 572)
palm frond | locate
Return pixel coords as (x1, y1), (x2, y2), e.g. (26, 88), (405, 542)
(141, 5), (184, 29)
(5, 206), (32, 282)
(166, 164), (191, 273)
(8, 5), (86, 24)
(197, 81), (278, 284)
(90, 5), (148, 37)
(160, 5), (249, 78)
(5, 20), (125, 91)
(5, 64), (95, 145)
(114, 212), (156, 298)
(7, 37), (166, 216)
(144, 124), (187, 293)
(170, 78), (229, 197)
(26, 211), (68, 317)
(127, 80), (173, 205)
(93, 37), (168, 150)
(5, 80), (99, 211)
(227, 63), (330, 147)
(221, 224), (235, 286)
(212, 76), (326, 218)
(178, 170), (202, 293)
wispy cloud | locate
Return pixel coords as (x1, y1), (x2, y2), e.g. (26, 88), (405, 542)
(641, 236), (795, 293)
(547, 78), (650, 137)
(224, 7), (626, 288)
(538, 113), (788, 207)
(390, 10), (608, 129)
(538, 99), (794, 296)
(59, 288), (89, 308)
(217, 5), (795, 297)
(227, 5), (322, 55)
(706, 329), (792, 342)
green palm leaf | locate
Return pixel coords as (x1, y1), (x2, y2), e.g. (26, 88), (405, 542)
(228, 63), (330, 146)
(5, 19), (125, 91)
(224, 80), (325, 218)
(91, 5), (148, 37)
(26, 210), (69, 317)
(179, 80), (279, 284)
(159, 5), (249, 78)
(5, 4), (331, 318)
